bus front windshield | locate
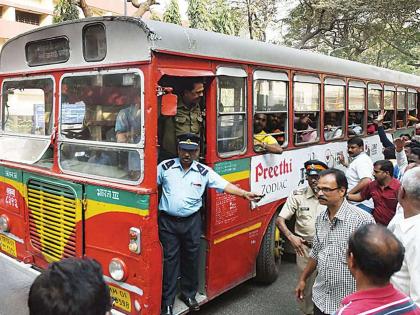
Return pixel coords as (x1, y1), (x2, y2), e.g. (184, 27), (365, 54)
(0, 78), (54, 164)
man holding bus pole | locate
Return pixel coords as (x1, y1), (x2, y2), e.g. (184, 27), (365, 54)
(157, 133), (262, 315)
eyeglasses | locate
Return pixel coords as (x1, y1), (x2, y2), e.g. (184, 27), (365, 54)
(317, 187), (340, 193)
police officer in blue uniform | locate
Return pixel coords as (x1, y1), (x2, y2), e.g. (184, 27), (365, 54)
(158, 133), (262, 315)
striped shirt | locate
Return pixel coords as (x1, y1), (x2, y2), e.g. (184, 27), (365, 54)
(310, 199), (375, 314)
(333, 284), (420, 314)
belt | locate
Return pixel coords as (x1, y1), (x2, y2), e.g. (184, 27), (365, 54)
(295, 234), (313, 248)
(159, 210), (199, 221)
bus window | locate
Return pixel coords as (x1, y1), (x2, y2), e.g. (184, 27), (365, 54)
(293, 75), (320, 144)
(384, 86), (396, 130)
(83, 23), (107, 62)
(324, 78), (345, 141)
(253, 71), (288, 150)
(217, 73), (247, 156)
(396, 88), (407, 129)
(0, 77), (54, 164)
(408, 90), (417, 126)
(367, 84), (382, 134)
(59, 71), (143, 182)
(348, 82), (366, 136)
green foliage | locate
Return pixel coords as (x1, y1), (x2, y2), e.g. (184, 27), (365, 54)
(210, 0), (238, 35)
(53, 0), (79, 23)
(163, 0), (182, 25)
(281, 0), (419, 74)
(187, 0), (212, 31)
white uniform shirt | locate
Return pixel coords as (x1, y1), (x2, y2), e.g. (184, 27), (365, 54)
(346, 152), (374, 208)
(391, 213), (420, 307)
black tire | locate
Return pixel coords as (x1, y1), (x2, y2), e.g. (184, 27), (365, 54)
(255, 213), (282, 284)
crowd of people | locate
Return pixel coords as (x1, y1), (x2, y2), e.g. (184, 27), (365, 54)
(278, 132), (420, 315)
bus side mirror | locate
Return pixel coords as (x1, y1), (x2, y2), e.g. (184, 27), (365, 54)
(161, 92), (177, 116)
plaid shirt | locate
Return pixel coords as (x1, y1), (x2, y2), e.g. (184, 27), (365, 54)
(310, 199), (375, 314)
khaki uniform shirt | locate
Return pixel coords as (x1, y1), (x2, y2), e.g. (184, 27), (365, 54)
(160, 98), (204, 157)
(279, 186), (326, 242)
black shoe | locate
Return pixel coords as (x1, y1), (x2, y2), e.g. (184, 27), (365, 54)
(180, 295), (200, 311)
(161, 305), (173, 315)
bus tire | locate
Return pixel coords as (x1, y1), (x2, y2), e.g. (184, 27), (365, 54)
(255, 214), (282, 284)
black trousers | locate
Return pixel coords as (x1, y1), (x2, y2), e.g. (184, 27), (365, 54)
(314, 304), (330, 315)
(158, 211), (201, 306)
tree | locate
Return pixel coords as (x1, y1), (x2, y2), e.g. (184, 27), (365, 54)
(163, 0), (182, 25)
(53, 0), (79, 23)
(187, 0), (212, 31)
(281, 0), (419, 74)
(210, 0), (238, 35)
(230, 0), (279, 41)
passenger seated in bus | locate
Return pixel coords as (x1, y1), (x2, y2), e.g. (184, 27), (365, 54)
(115, 93), (142, 178)
(253, 113), (283, 154)
(324, 112), (343, 140)
(367, 112), (378, 134)
(267, 113), (286, 145)
(295, 114), (317, 143)
(348, 112), (363, 136)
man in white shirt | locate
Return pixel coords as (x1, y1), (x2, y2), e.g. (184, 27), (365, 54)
(391, 166), (420, 307)
(338, 137), (373, 212)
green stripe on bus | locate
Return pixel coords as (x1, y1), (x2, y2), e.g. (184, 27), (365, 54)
(214, 158), (250, 176)
(85, 185), (150, 209)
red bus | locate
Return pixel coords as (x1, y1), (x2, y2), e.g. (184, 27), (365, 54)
(0, 17), (419, 315)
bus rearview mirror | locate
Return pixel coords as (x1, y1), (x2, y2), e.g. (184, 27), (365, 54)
(161, 93), (178, 116)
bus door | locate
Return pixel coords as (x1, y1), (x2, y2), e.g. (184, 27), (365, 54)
(156, 69), (215, 298)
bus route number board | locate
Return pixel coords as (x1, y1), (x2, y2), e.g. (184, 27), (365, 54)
(0, 234), (17, 257)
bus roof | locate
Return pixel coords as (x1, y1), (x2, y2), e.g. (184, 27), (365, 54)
(1, 16), (419, 88)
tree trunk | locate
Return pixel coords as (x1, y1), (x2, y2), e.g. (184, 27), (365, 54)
(78, 0), (92, 18)
(131, 0), (158, 17)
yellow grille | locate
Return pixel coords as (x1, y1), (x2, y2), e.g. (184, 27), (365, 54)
(27, 180), (78, 262)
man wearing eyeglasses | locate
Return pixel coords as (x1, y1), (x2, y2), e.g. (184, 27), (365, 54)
(277, 160), (328, 315)
(296, 168), (375, 315)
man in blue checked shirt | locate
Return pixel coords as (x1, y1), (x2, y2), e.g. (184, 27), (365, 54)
(157, 133), (262, 315)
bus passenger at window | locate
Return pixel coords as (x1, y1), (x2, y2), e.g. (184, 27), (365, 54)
(295, 114), (317, 143)
(253, 113), (283, 154)
(324, 112), (343, 140)
(348, 112), (363, 136)
(160, 78), (205, 161)
(115, 93), (142, 178)
(367, 113), (378, 134)
(267, 113), (286, 145)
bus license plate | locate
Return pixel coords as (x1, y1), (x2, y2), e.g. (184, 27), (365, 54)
(109, 285), (132, 313)
(0, 234), (17, 257)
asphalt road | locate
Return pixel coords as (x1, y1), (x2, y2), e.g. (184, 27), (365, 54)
(198, 257), (301, 315)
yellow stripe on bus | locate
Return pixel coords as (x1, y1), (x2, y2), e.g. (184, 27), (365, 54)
(85, 199), (149, 220)
(221, 170), (250, 182)
(0, 176), (25, 196)
(214, 222), (262, 245)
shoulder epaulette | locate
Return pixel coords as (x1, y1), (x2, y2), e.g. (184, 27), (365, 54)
(293, 189), (304, 195)
(162, 160), (175, 170)
(196, 163), (209, 176)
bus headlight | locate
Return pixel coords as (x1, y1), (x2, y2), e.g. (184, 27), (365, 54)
(0, 215), (10, 233)
(109, 258), (127, 281)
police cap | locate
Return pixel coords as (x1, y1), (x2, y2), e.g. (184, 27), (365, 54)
(177, 133), (200, 150)
(304, 160), (328, 176)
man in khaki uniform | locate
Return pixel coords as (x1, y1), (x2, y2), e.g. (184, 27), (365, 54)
(160, 78), (205, 160)
(276, 160), (328, 315)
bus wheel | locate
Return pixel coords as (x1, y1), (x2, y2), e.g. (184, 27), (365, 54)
(255, 214), (283, 284)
